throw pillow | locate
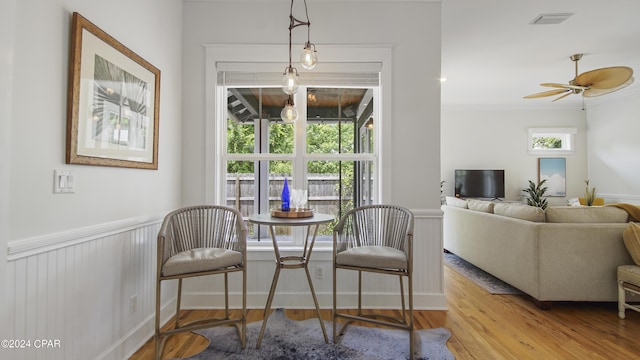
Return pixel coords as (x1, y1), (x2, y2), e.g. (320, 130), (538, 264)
(623, 222), (640, 266)
(445, 196), (468, 209)
(467, 199), (494, 213)
(494, 203), (545, 222)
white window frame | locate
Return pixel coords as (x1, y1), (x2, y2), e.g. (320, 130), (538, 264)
(528, 127), (577, 155)
(204, 44), (392, 247)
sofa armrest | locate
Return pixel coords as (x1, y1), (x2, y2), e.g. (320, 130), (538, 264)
(538, 223), (632, 301)
(443, 205), (540, 297)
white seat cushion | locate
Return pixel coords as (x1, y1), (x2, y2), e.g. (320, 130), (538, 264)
(619, 265), (640, 287)
(336, 246), (407, 270)
(162, 247), (242, 277)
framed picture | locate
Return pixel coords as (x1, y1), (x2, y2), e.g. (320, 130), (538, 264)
(538, 157), (566, 197)
(66, 12), (160, 169)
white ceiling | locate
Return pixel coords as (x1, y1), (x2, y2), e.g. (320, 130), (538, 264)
(441, 0), (640, 108)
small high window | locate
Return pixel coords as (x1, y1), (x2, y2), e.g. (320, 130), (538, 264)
(528, 127), (576, 154)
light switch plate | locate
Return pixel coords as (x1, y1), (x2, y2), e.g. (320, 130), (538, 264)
(53, 170), (75, 194)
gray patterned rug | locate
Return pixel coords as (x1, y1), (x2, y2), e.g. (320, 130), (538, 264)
(444, 252), (523, 295)
(185, 308), (454, 359)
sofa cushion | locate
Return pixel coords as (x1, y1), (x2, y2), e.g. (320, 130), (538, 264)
(546, 206), (629, 223)
(623, 222), (640, 266)
(494, 203), (545, 222)
(446, 196), (468, 209)
(467, 199), (494, 213)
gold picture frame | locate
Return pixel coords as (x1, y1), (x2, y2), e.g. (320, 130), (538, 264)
(66, 12), (160, 169)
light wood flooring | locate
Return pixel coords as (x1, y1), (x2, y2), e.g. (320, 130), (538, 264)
(130, 264), (640, 359)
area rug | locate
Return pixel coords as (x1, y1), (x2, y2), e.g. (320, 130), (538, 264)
(184, 308), (454, 359)
(444, 252), (523, 295)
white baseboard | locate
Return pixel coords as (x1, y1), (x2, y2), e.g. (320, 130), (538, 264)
(100, 297), (177, 360)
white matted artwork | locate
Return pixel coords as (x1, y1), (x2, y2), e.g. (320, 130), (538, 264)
(538, 157), (566, 197)
(66, 12), (161, 169)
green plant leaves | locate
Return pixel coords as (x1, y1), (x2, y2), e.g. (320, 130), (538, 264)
(522, 179), (548, 209)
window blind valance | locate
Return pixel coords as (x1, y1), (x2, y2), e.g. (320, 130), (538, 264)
(217, 62), (381, 87)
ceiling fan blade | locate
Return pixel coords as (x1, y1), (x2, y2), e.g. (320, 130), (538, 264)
(574, 66), (633, 89)
(583, 77), (635, 97)
(523, 89), (570, 99)
(552, 91), (574, 102)
(541, 83), (589, 90)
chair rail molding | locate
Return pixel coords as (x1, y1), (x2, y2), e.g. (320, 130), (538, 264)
(7, 214), (164, 260)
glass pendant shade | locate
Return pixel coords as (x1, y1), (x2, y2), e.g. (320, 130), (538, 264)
(280, 102), (298, 123)
(282, 67), (299, 95)
(300, 45), (317, 70)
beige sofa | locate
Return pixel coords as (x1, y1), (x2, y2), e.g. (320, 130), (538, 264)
(442, 198), (634, 308)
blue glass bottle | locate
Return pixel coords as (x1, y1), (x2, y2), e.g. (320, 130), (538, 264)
(281, 178), (290, 211)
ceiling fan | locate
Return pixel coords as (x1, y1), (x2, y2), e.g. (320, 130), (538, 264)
(524, 54), (634, 102)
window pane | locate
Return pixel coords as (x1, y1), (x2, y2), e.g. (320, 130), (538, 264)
(307, 160), (374, 241)
(532, 136), (562, 150)
(527, 128), (575, 153)
(226, 118), (255, 154)
(225, 161), (254, 216)
(227, 88), (293, 154)
(306, 88), (373, 154)
(265, 164), (293, 241)
(269, 122), (293, 155)
(226, 160), (294, 242)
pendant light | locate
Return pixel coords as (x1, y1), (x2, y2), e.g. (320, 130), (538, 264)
(280, 96), (298, 123)
(281, 0), (318, 122)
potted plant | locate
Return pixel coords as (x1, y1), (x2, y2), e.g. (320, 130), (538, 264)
(580, 180), (602, 206)
(522, 179), (549, 209)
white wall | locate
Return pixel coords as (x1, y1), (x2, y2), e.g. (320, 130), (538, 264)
(182, 0), (442, 209)
(9, 0), (183, 242)
(0, 0), (17, 344)
(586, 91), (640, 204)
(5, 0), (183, 358)
(181, 0), (445, 309)
(441, 106), (588, 206)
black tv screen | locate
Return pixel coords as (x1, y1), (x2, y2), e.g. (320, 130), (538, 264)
(454, 170), (505, 199)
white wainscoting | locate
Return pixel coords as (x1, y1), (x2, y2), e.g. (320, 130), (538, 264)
(182, 208), (446, 310)
(600, 194), (640, 205)
(4, 208), (444, 359)
(6, 216), (175, 360)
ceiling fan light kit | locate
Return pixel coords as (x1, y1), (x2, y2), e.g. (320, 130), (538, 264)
(524, 53), (634, 102)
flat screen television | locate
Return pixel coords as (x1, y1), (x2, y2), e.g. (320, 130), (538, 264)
(454, 170), (505, 199)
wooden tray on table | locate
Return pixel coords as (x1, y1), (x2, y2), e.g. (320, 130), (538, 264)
(270, 208), (315, 218)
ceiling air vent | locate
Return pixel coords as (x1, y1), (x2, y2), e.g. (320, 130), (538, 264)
(530, 13), (573, 25)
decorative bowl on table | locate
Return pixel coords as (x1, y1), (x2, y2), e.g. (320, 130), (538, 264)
(270, 208), (315, 218)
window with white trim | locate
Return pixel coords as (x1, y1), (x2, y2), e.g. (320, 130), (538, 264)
(528, 127), (576, 154)
(217, 67), (381, 246)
